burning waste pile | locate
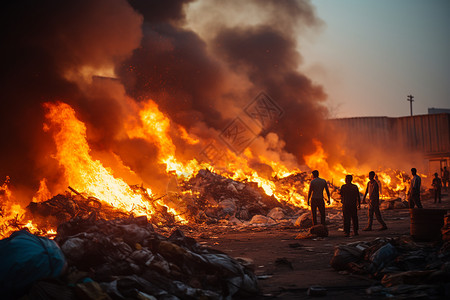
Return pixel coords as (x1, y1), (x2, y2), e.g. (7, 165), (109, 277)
(179, 169), (305, 226)
(330, 233), (450, 298)
(26, 185), (181, 233)
(1, 215), (259, 299)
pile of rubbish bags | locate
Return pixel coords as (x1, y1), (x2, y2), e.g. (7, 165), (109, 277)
(1, 215), (259, 299)
(330, 236), (450, 298)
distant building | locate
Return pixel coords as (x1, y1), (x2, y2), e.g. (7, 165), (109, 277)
(428, 107), (450, 114)
(330, 113), (450, 178)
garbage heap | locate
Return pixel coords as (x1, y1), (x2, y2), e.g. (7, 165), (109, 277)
(26, 184), (183, 233)
(330, 236), (450, 298)
(180, 169), (299, 224)
(54, 215), (259, 299)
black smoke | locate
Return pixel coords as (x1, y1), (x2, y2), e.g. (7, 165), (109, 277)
(1, 0), (331, 197)
(120, 0), (330, 161)
(0, 0), (142, 194)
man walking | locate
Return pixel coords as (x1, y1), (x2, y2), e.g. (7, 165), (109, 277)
(362, 171), (388, 231)
(340, 175), (361, 237)
(408, 168), (423, 208)
(307, 170), (331, 225)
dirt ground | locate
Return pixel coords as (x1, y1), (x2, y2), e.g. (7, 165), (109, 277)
(192, 194), (450, 299)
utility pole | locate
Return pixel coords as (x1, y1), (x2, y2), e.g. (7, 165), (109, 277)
(407, 94), (414, 116)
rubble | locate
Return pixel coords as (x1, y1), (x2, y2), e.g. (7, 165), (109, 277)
(249, 215), (279, 226)
(26, 187), (181, 232)
(295, 224), (329, 240)
(46, 215), (259, 299)
(330, 234), (450, 298)
(293, 212), (312, 228)
(181, 169), (298, 224)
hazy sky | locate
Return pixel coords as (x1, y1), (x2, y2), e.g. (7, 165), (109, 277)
(302, 0), (450, 118)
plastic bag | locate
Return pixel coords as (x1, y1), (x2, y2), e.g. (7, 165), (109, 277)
(0, 230), (66, 299)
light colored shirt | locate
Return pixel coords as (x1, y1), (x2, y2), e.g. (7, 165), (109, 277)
(309, 177), (330, 200)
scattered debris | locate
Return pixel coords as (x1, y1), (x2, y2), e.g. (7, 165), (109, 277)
(295, 224), (329, 240)
(275, 257), (293, 270)
(330, 234), (450, 298)
(307, 285), (327, 297)
(57, 215), (259, 299)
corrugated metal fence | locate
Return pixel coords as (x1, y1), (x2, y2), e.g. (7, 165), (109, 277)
(330, 113), (450, 157)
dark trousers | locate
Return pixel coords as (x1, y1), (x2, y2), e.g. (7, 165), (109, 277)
(409, 194), (423, 208)
(311, 198), (326, 225)
(343, 205), (358, 234)
(367, 199), (386, 228)
(434, 189), (442, 203)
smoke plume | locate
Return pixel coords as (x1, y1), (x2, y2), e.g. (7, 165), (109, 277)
(1, 0), (334, 197)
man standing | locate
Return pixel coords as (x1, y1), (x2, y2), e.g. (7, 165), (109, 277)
(362, 171), (388, 231)
(408, 168), (423, 208)
(307, 170), (331, 225)
(443, 166), (449, 191)
(340, 175), (361, 237)
(432, 172), (442, 204)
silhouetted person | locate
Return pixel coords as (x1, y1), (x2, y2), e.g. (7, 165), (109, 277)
(340, 175), (361, 237)
(443, 166), (449, 191)
(432, 172), (442, 204)
(375, 174), (382, 199)
(307, 170), (331, 225)
(362, 171), (387, 231)
(408, 168), (423, 208)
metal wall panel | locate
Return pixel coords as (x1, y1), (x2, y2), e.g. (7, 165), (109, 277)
(330, 114), (450, 158)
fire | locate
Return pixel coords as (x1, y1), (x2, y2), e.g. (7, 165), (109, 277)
(31, 179), (52, 203)
(0, 179), (41, 238)
(126, 99), (204, 177)
(303, 139), (410, 200)
(43, 101), (185, 222)
(1, 99), (415, 237)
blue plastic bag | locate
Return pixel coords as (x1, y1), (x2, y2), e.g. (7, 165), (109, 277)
(0, 230), (66, 298)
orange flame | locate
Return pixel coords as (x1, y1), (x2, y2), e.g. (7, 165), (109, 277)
(43, 101), (185, 221)
(126, 99), (205, 177)
(31, 178), (52, 203)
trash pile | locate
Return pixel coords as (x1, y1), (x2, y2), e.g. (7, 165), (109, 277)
(18, 168), (414, 236)
(180, 169), (299, 225)
(26, 185), (180, 233)
(330, 236), (450, 298)
(55, 215), (259, 299)
(1, 215), (259, 299)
